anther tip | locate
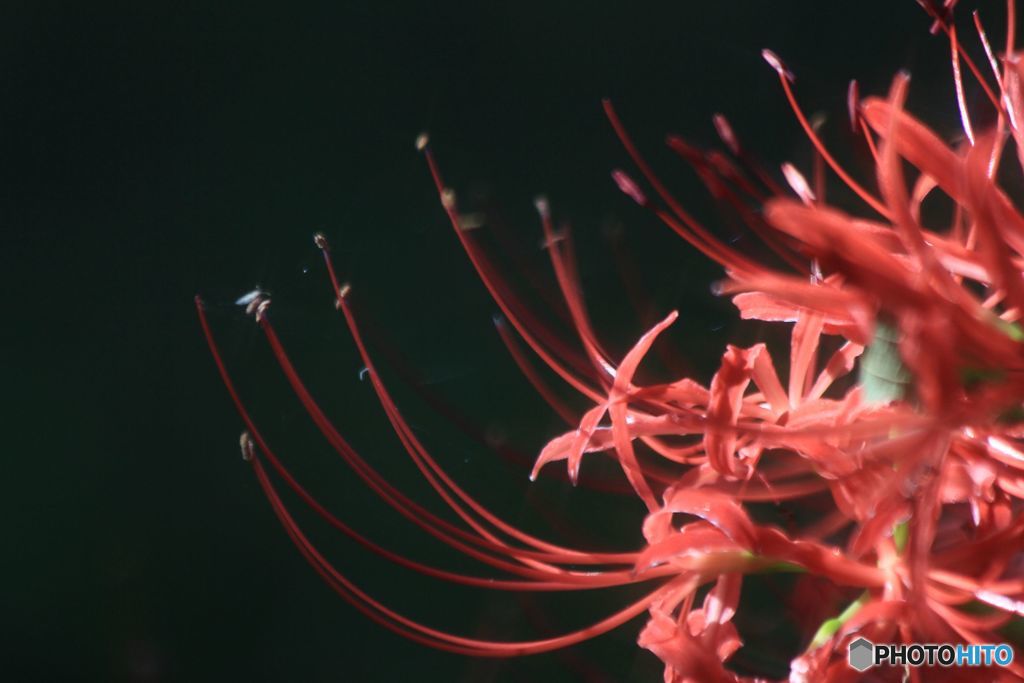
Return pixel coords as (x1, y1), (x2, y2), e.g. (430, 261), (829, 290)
(236, 287), (264, 307)
(847, 80), (861, 132)
(712, 113), (740, 155)
(440, 187), (457, 210)
(781, 162), (817, 205)
(338, 282), (352, 299)
(761, 49), (794, 82)
(415, 132), (429, 151)
(239, 432), (255, 462)
(533, 195), (550, 218)
(611, 169), (647, 206)
(243, 292), (269, 317)
(254, 299), (271, 322)
(314, 232), (329, 250)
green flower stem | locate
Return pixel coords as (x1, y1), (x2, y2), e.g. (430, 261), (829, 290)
(808, 590), (870, 650)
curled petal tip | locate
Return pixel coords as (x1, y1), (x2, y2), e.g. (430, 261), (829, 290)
(567, 460), (581, 486)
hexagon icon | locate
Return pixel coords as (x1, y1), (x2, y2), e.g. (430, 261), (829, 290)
(848, 637), (874, 672)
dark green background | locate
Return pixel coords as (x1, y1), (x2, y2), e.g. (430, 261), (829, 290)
(3, 1), (974, 680)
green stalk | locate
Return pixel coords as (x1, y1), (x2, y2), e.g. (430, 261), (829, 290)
(808, 590), (870, 650)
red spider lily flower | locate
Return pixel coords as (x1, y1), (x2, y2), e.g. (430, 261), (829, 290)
(590, 2), (1024, 677)
(199, 1), (1024, 680)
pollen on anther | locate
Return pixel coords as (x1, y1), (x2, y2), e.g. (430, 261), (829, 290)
(235, 287), (263, 307)
(314, 232), (329, 250)
(254, 299), (271, 322)
(612, 170), (647, 206)
(712, 113), (740, 155)
(782, 162), (817, 204)
(244, 296), (263, 317)
(338, 283), (352, 300)
(441, 187), (457, 210)
(415, 132), (429, 151)
(239, 432), (255, 462)
(534, 195), (550, 218)
(761, 49), (794, 82)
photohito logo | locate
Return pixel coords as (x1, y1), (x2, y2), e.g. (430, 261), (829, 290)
(848, 637), (1015, 671)
(848, 638), (874, 672)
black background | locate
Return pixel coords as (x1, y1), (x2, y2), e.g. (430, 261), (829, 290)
(3, 1), (982, 681)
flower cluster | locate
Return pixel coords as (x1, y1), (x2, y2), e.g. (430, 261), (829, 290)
(199, 1), (1024, 680)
